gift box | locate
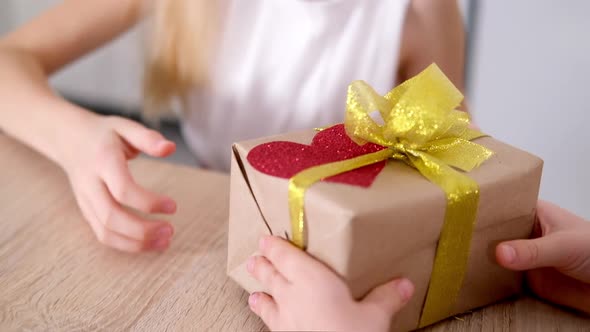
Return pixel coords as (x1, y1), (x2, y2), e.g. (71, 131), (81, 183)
(226, 65), (543, 331)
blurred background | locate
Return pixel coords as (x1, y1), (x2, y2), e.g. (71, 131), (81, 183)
(1, 1), (588, 219)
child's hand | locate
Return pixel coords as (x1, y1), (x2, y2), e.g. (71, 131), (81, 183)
(247, 236), (414, 332)
(63, 115), (177, 253)
(496, 201), (590, 313)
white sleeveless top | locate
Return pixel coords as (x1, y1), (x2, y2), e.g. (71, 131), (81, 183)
(182, 0), (410, 171)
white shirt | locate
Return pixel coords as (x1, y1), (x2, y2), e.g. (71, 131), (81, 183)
(182, 0), (410, 171)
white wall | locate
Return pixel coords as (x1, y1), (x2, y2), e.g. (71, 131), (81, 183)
(0, 5), (12, 33)
(470, 1), (590, 218)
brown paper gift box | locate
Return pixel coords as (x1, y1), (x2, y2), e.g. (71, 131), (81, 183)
(226, 127), (543, 331)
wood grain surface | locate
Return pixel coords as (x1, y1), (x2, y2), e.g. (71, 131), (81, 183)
(0, 135), (588, 331)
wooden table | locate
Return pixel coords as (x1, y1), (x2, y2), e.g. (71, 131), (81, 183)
(0, 134), (588, 331)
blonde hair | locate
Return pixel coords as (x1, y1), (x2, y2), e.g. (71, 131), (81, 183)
(143, 0), (220, 119)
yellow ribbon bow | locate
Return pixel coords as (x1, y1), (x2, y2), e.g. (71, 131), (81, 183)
(287, 64), (494, 327)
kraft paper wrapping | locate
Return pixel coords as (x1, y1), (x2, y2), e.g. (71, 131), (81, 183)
(227, 129), (542, 331)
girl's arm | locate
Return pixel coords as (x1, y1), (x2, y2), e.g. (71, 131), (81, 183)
(0, 0), (145, 162)
(0, 0), (178, 253)
(398, 0), (468, 109)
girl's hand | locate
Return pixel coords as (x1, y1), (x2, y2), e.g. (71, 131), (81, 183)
(496, 201), (590, 313)
(63, 115), (178, 253)
(247, 236), (414, 332)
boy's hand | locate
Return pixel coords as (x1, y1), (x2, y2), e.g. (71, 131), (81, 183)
(247, 236), (414, 332)
(496, 201), (590, 313)
(64, 115), (177, 253)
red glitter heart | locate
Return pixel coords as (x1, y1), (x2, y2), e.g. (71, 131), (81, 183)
(246, 124), (387, 187)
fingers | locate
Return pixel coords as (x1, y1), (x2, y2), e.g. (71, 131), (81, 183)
(362, 278), (414, 317)
(498, 201), (590, 273)
(102, 152), (177, 214)
(76, 190), (152, 253)
(496, 235), (566, 271)
(111, 117), (176, 157)
(258, 235), (327, 282)
(77, 188), (168, 253)
(91, 179), (174, 248)
(88, 219), (151, 253)
(249, 292), (279, 329)
(247, 255), (289, 295)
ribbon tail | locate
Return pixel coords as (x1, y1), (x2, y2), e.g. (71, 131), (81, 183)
(289, 149), (394, 249)
(461, 128), (488, 141)
(409, 151), (480, 327)
(424, 138), (494, 171)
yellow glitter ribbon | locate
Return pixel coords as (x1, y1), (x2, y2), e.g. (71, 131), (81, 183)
(288, 64), (494, 327)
